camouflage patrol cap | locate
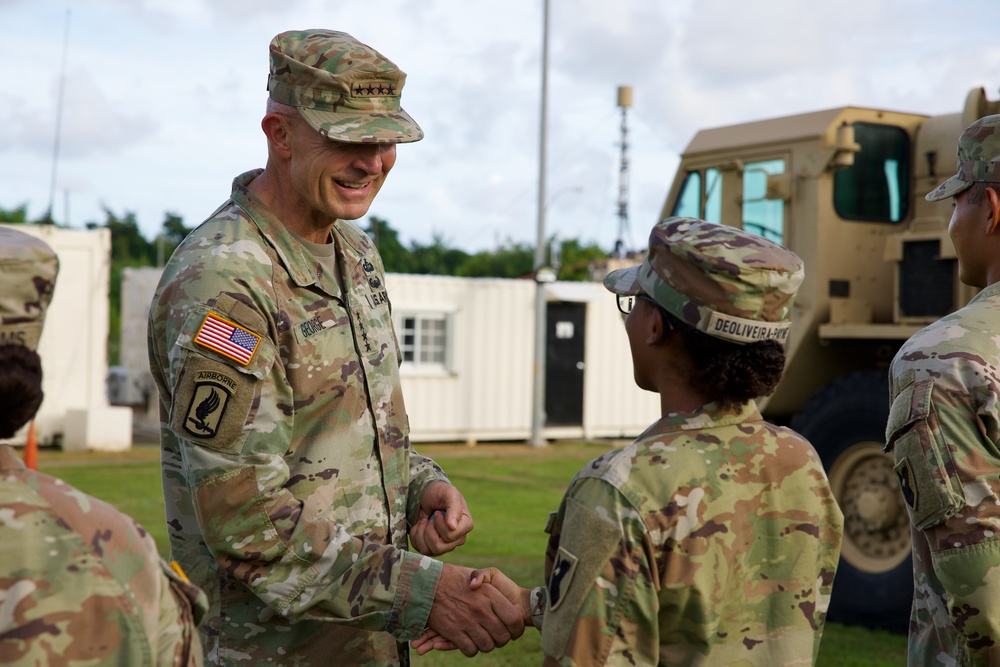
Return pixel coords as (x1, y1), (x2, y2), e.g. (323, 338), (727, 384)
(0, 227), (59, 351)
(926, 114), (1000, 201)
(267, 29), (423, 144)
(604, 217), (804, 345)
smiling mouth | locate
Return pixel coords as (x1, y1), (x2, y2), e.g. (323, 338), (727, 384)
(336, 180), (369, 190)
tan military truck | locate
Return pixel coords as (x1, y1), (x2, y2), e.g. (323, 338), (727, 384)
(657, 87), (1000, 631)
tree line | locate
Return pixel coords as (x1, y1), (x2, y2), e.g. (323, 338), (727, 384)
(2, 205), (611, 363)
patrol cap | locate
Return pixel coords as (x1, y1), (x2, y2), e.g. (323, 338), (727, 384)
(926, 114), (1000, 202)
(0, 227), (59, 351)
(267, 29), (423, 144)
(604, 217), (804, 345)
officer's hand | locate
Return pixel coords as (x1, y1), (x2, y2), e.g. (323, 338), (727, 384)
(410, 481), (474, 556)
(469, 567), (532, 626)
(422, 563), (525, 657)
(412, 567), (534, 655)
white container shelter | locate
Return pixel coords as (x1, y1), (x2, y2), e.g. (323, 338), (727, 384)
(119, 268), (659, 444)
(1, 224), (132, 451)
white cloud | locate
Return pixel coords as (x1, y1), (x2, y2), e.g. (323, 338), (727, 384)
(2, 0), (999, 250)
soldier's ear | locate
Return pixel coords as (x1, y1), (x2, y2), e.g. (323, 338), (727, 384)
(261, 113), (294, 159)
(986, 186), (1000, 234)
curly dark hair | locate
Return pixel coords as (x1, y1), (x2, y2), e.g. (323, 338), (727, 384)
(660, 308), (787, 405)
(0, 345), (44, 439)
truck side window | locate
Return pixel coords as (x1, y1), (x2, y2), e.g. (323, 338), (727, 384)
(705, 168), (721, 223)
(673, 171), (702, 218)
(743, 159), (786, 244)
(834, 122), (910, 223)
(672, 168), (722, 222)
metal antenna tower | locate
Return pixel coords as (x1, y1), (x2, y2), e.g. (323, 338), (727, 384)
(614, 85), (633, 257)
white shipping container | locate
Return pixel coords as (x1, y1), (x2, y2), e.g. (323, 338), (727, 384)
(2, 225), (132, 451)
(121, 268), (659, 444)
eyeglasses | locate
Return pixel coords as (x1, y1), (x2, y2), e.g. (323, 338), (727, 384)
(616, 294), (658, 315)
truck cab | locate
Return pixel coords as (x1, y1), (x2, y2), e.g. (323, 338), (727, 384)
(659, 87), (1000, 629)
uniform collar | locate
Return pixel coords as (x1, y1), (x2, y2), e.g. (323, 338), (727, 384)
(639, 400), (762, 439)
(230, 170), (337, 291)
(0, 444), (28, 474)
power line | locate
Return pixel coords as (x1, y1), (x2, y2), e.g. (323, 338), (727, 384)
(46, 8), (71, 225)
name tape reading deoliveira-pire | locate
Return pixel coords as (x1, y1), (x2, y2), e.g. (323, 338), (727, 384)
(707, 312), (791, 344)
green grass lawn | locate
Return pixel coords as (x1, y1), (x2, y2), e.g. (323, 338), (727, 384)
(35, 442), (907, 666)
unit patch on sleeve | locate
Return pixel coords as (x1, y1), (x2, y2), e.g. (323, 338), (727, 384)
(194, 313), (261, 365)
(183, 370), (239, 438)
(895, 457), (918, 511)
(547, 546), (579, 611)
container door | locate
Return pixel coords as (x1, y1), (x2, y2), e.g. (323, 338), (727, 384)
(545, 302), (586, 426)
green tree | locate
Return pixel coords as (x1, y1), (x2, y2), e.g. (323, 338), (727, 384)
(409, 233), (468, 275)
(0, 204), (29, 223)
(86, 207), (157, 365)
(555, 238), (610, 281)
(87, 207), (155, 264)
(364, 216), (414, 272)
(457, 240), (535, 278)
(0, 204), (60, 224)
(152, 212), (192, 265)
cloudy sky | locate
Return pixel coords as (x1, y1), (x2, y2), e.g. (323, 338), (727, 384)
(3, 0), (999, 254)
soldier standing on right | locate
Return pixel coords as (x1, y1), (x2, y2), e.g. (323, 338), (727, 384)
(886, 115), (1000, 665)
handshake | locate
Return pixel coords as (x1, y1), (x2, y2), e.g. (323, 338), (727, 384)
(408, 481), (536, 657)
(414, 565), (532, 657)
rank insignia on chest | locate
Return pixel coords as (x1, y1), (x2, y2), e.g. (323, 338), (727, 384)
(194, 313), (260, 366)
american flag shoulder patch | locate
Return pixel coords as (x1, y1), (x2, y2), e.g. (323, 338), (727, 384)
(194, 313), (261, 366)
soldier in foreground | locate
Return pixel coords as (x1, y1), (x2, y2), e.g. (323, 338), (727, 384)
(148, 29), (522, 665)
(415, 217), (844, 665)
(885, 115), (1000, 665)
(0, 227), (206, 666)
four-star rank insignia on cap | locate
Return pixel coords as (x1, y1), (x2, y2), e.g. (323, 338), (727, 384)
(194, 313), (260, 366)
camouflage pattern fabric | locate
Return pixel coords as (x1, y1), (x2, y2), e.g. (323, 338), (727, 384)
(148, 170), (450, 666)
(0, 445), (207, 666)
(0, 227), (58, 350)
(603, 217), (804, 346)
(886, 281), (1000, 666)
(538, 401), (843, 666)
(267, 29), (423, 144)
(925, 114), (1000, 202)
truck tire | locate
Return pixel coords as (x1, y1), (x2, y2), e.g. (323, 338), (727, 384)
(790, 369), (911, 633)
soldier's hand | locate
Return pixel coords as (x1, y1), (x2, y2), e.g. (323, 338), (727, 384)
(469, 567), (532, 626)
(410, 481), (474, 556)
(423, 563), (525, 657)
(413, 567), (532, 655)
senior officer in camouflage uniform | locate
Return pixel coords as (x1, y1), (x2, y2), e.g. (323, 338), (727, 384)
(885, 115), (1000, 665)
(417, 217), (845, 665)
(148, 29), (522, 666)
(0, 227), (207, 666)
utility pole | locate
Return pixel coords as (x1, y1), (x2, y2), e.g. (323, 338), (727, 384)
(46, 9), (71, 225)
(529, 0), (551, 448)
(614, 85), (633, 257)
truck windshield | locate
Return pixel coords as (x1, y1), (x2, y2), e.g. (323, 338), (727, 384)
(834, 122), (910, 223)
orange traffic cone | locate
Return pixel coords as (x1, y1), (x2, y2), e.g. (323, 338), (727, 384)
(24, 421), (38, 471)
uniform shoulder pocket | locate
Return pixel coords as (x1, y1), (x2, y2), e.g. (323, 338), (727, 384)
(885, 378), (966, 530)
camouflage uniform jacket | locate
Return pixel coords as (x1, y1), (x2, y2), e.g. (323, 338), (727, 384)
(886, 281), (1000, 666)
(538, 401), (843, 666)
(0, 444), (207, 666)
(148, 170), (449, 666)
